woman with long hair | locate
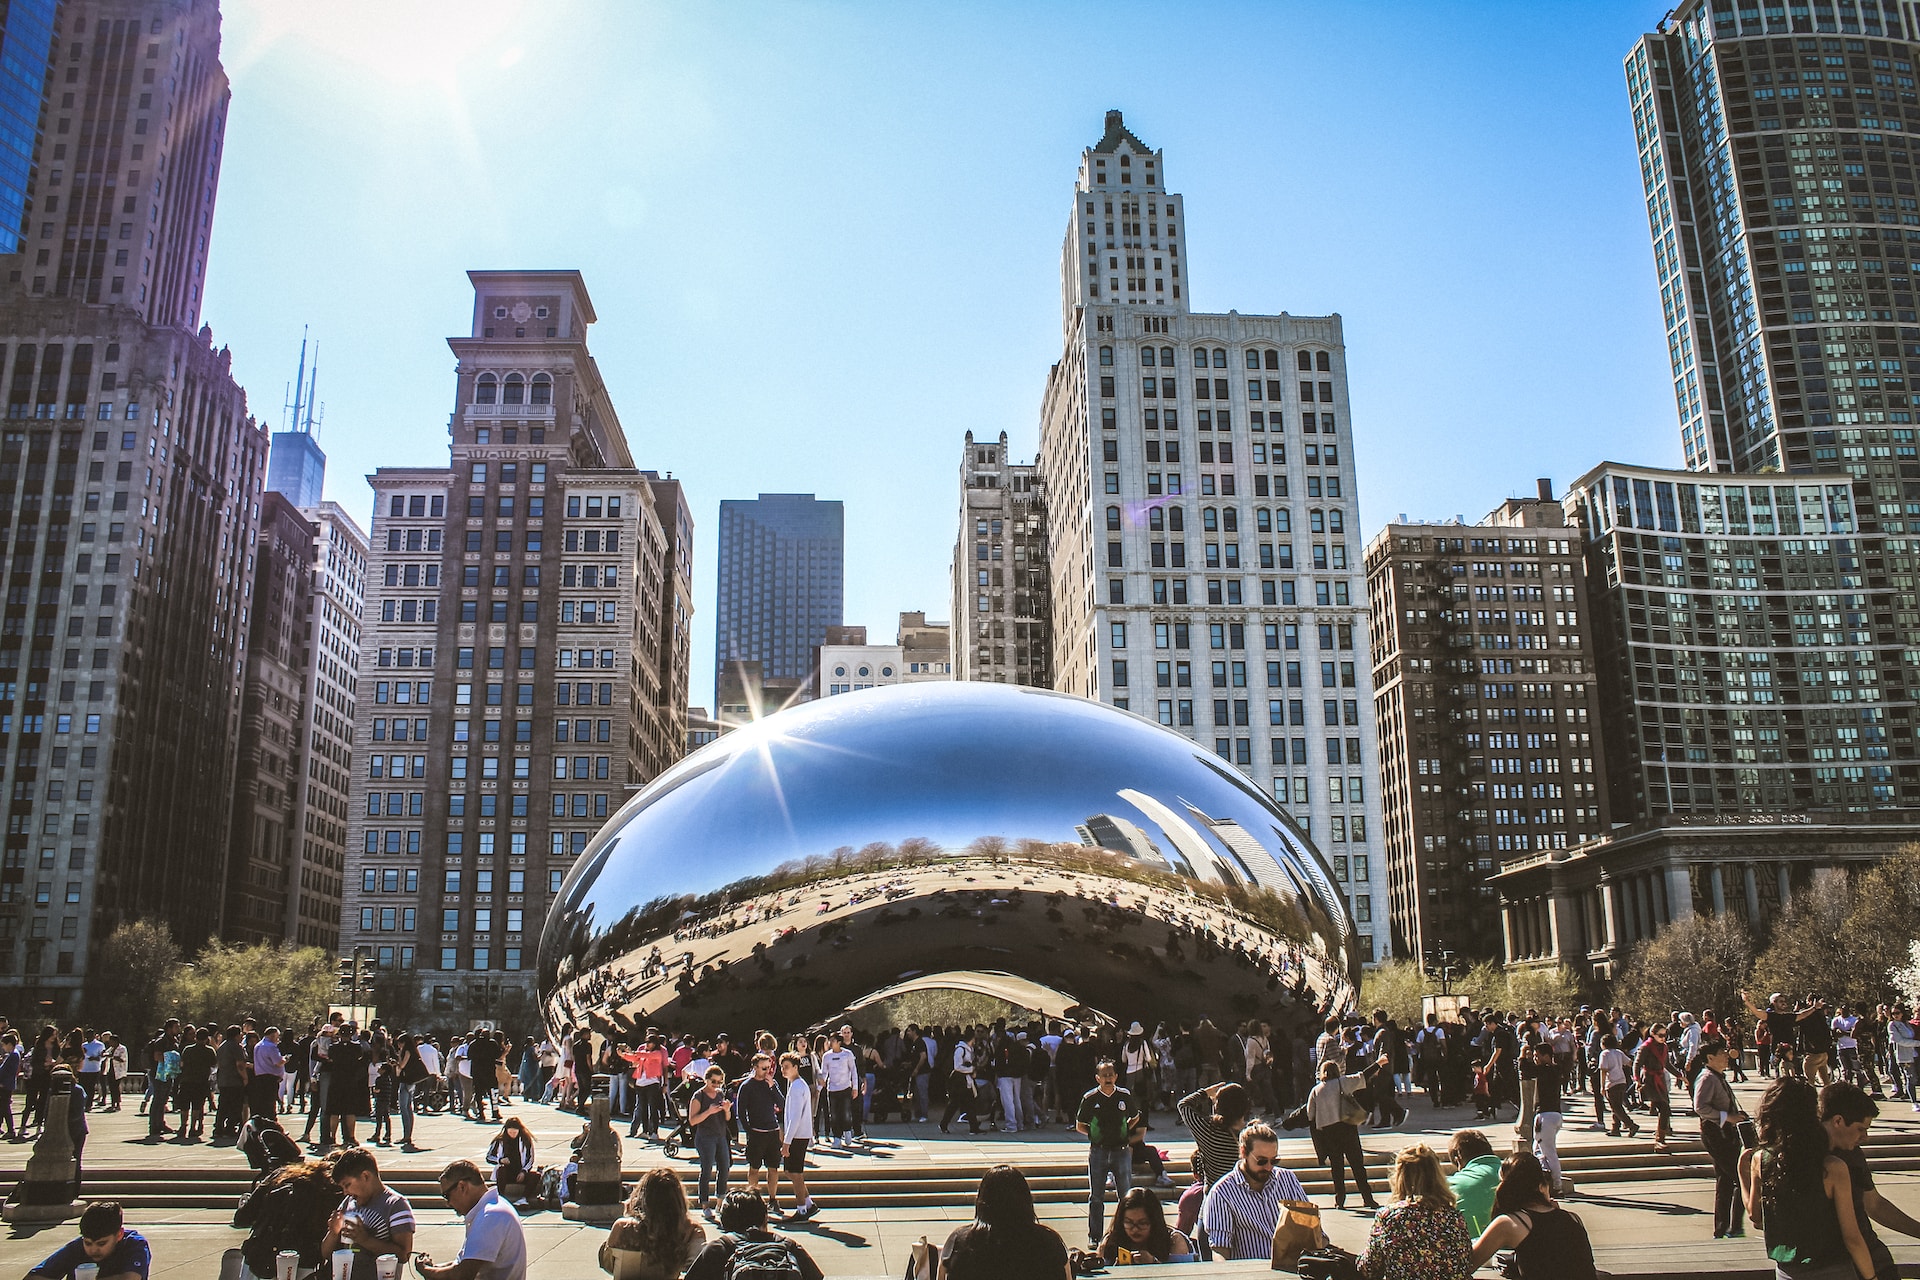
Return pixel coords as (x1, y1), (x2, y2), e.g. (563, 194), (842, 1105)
(940, 1164), (1071, 1280)
(687, 1064), (733, 1220)
(485, 1115), (545, 1206)
(1099, 1186), (1194, 1266)
(599, 1166), (705, 1278)
(231, 1155), (340, 1280)
(1357, 1143), (1472, 1280)
(1635, 1023), (1675, 1150)
(1469, 1151), (1595, 1278)
(1739, 1076), (1876, 1280)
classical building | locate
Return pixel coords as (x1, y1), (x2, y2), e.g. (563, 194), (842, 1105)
(1366, 483), (1610, 963)
(342, 270), (693, 1024)
(1628, 0), (1920, 474)
(713, 493), (841, 708)
(817, 612), (951, 697)
(952, 430), (1049, 685)
(1034, 111), (1386, 957)
(1496, 459), (1920, 976)
(0, 0), (271, 1014)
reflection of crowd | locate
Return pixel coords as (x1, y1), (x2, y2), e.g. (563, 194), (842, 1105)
(546, 857), (1352, 1038)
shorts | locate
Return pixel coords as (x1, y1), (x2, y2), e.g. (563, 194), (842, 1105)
(782, 1137), (809, 1174)
(746, 1129), (781, 1170)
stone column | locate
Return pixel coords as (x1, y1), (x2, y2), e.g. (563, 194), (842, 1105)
(1744, 864), (1761, 925)
(2, 1077), (78, 1222)
(561, 1095), (624, 1221)
(1710, 863), (1727, 915)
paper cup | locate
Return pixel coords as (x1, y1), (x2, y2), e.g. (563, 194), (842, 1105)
(276, 1250), (301, 1280)
(331, 1248), (355, 1280)
(374, 1258), (400, 1280)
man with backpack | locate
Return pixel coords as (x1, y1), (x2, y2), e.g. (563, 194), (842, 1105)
(683, 1190), (824, 1280)
(146, 1020), (180, 1140)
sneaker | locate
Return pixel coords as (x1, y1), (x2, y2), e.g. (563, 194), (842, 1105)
(797, 1201), (820, 1221)
(1154, 1174), (1174, 1188)
(702, 1205), (716, 1223)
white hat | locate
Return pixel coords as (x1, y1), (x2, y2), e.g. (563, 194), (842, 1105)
(1128, 1021), (1145, 1035)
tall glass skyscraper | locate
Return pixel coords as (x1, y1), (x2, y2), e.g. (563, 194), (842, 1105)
(0, 1), (56, 256)
(1628, 0), (1920, 477)
(714, 494), (844, 706)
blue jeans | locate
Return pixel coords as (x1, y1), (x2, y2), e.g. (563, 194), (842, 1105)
(608, 1073), (631, 1119)
(398, 1082), (416, 1144)
(1087, 1145), (1132, 1245)
(695, 1127), (731, 1207)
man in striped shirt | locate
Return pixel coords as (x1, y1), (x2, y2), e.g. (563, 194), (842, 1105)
(1200, 1123), (1306, 1260)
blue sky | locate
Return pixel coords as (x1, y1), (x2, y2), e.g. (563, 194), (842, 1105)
(207, 0), (1676, 705)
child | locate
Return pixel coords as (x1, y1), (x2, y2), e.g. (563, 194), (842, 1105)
(1473, 1064), (1495, 1119)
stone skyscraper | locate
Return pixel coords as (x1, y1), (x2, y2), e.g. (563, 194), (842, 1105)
(1036, 111), (1386, 959)
(952, 431), (1050, 686)
(0, 0), (269, 1014)
(713, 492), (842, 708)
(342, 270), (693, 1024)
(1629, 0), (1920, 477)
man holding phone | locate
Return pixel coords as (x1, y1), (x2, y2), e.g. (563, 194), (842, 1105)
(1692, 1038), (1748, 1240)
(413, 1160), (526, 1280)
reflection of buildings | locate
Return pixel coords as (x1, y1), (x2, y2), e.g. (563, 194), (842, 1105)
(342, 270), (694, 1023)
(1020, 111), (1385, 960)
(715, 493), (843, 708)
(1366, 484), (1610, 964)
(1077, 813), (1164, 865)
(953, 432), (1050, 686)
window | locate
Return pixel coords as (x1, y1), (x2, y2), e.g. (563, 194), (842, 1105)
(475, 374), (496, 404)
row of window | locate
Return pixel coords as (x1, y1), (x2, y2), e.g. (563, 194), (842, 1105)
(471, 374), (552, 406)
(1099, 346), (1334, 372)
(1098, 375), (1337, 403)
(1100, 407), (1341, 436)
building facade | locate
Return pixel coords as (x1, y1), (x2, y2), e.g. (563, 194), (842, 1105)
(0, 0), (56, 257)
(897, 610), (950, 680)
(342, 270), (693, 1025)
(952, 430), (1050, 686)
(1629, 0), (1920, 473)
(1034, 111), (1386, 958)
(0, 0), (271, 1014)
(1366, 486), (1610, 963)
(713, 493), (841, 708)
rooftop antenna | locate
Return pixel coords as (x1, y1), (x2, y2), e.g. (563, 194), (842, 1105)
(302, 343), (319, 437)
(285, 325), (310, 433)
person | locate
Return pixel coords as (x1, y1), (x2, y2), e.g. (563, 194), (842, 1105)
(777, 1052), (817, 1222)
(1199, 1122), (1306, 1261)
(1469, 1152), (1596, 1278)
(325, 1026), (367, 1150)
(1821, 1080), (1920, 1280)
(819, 1030), (858, 1146)
(1076, 1057), (1142, 1249)
(247, 1025), (283, 1123)
(623, 1035), (669, 1140)
(77, 1030), (103, 1111)
(1524, 1041), (1567, 1195)
(683, 1191), (824, 1280)
(736, 1054), (784, 1204)
(417, 1159), (528, 1280)
(144, 1020), (178, 1139)
(1099, 1186), (1195, 1265)
(1444, 1129), (1502, 1237)
(941, 1165), (1073, 1280)
(600, 1167), (706, 1278)
(484, 1117), (544, 1206)
(322, 1145), (415, 1266)
(232, 1157), (337, 1280)
(940, 1031), (982, 1133)
(688, 1064), (732, 1221)
(1693, 1037), (1750, 1240)
(26, 1201), (150, 1279)
(102, 1033), (127, 1113)
(174, 1027), (216, 1143)
(1306, 1058), (1379, 1210)
(0, 1031), (19, 1140)
(1176, 1080), (1249, 1189)
(1357, 1143), (1474, 1280)
(1597, 1032), (1640, 1138)
(1738, 1076), (1875, 1280)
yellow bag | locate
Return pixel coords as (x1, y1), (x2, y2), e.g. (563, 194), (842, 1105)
(1271, 1198), (1326, 1270)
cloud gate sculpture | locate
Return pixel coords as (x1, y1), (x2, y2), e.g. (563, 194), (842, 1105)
(538, 683), (1361, 1041)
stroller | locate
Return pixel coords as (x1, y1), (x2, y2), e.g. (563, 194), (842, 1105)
(237, 1115), (302, 1186)
(660, 1075), (703, 1160)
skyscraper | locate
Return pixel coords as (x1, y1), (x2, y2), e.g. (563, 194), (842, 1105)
(713, 493), (842, 708)
(266, 332), (325, 508)
(0, 1), (57, 256)
(1035, 110), (1386, 959)
(0, 0), (267, 1014)
(1628, 0), (1920, 475)
(341, 270), (693, 1025)
(952, 430), (1050, 686)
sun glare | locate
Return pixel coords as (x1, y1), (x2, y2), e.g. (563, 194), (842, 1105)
(236, 0), (530, 92)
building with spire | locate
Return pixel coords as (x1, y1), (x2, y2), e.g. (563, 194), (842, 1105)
(266, 330), (324, 507)
(1032, 110), (1386, 959)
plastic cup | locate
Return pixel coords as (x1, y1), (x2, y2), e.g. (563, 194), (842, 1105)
(331, 1248), (354, 1280)
(276, 1250), (300, 1280)
(72, 1266), (97, 1280)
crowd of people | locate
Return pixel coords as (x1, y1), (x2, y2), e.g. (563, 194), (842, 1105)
(12, 986), (1920, 1277)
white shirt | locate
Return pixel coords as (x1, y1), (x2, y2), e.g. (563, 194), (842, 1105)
(1835, 1016), (1859, 1051)
(415, 1042), (442, 1076)
(1599, 1047), (1629, 1087)
(782, 1076), (814, 1143)
(953, 1043), (975, 1076)
(456, 1187), (528, 1280)
(821, 1047), (857, 1091)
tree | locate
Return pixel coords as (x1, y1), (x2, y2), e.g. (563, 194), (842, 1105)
(1358, 959), (1425, 1027)
(1504, 964), (1585, 1016)
(1749, 873), (1857, 1008)
(1836, 843), (1920, 1008)
(164, 941), (337, 1031)
(1612, 912), (1755, 1024)
(87, 921), (183, 1036)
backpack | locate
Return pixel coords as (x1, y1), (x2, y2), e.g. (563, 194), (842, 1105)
(1418, 1029), (1443, 1062)
(723, 1233), (803, 1280)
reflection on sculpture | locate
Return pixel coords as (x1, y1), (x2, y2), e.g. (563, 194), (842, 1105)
(537, 683), (1361, 1039)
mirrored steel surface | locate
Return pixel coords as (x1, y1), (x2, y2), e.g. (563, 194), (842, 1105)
(538, 682), (1360, 1038)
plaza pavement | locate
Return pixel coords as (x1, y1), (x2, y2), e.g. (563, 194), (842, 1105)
(1, 1074), (1918, 1276)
